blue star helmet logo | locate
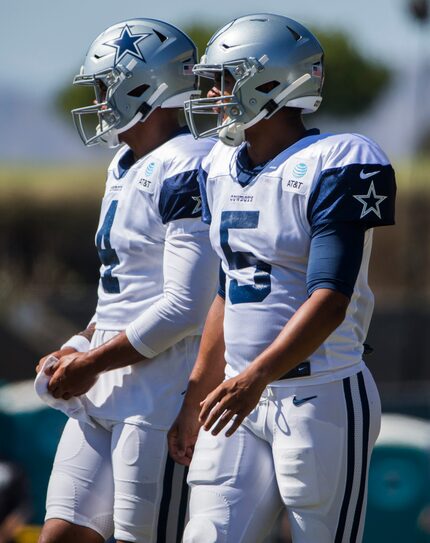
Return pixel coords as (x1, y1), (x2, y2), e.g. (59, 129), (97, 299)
(104, 25), (151, 65)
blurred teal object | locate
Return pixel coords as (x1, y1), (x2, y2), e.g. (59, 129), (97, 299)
(0, 380), (67, 524)
(364, 414), (430, 542)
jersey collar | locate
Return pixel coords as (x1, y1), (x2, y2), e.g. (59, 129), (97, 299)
(235, 128), (320, 188)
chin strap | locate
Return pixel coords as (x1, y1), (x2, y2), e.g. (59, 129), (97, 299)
(99, 130), (120, 149)
(219, 73), (312, 147)
(219, 123), (245, 147)
(219, 109), (266, 147)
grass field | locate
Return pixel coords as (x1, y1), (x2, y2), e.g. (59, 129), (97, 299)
(0, 157), (428, 203)
(0, 163), (106, 203)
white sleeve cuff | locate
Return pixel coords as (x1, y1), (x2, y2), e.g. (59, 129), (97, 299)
(126, 325), (158, 359)
(61, 335), (91, 353)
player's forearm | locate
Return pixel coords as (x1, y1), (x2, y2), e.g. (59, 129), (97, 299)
(84, 331), (145, 374)
(183, 295), (226, 409)
(248, 288), (349, 385)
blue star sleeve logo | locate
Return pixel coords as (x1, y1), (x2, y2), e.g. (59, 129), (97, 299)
(353, 181), (387, 219)
(104, 25), (150, 65)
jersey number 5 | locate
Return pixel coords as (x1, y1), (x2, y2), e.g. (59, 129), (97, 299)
(96, 200), (120, 294)
(220, 211), (271, 304)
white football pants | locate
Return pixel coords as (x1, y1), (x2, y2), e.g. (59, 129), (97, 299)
(184, 367), (381, 543)
(45, 418), (188, 542)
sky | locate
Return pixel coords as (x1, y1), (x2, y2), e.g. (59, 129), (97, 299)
(1, 0), (429, 99)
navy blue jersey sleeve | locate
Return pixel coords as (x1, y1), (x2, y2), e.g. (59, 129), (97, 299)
(218, 261), (226, 299)
(197, 166), (212, 225)
(308, 163), (396, 230)
(159, 169), (203, 224)
(307, 222), (365, 299)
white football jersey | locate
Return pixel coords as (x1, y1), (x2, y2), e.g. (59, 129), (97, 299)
(200, 131), (396, 385)
(95, 131), (214, 332)
(83, 131), (218, 426)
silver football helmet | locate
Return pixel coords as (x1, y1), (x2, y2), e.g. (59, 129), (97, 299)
(184, 13), (324, 146)
(72, 19), (198, 148)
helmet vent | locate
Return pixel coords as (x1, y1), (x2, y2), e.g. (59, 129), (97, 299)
(286, 26), (302, 41)
(153, 29), (168, 42)
(128, 84), (150, 97)
(255, 81), (280, 94)
(249, 18), (269, 22)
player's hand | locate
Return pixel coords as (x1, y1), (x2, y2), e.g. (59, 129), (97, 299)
(47, 352), (99, 399)
(35, 348), (77, 374)
(199, 369), (267, 437)
(168, 404), (201, 466)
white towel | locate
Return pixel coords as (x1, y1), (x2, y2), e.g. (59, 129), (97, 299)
(34, 355), (96, 427)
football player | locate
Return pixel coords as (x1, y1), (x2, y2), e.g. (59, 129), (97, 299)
(168, 13), (396, 543)
(36, 18), (218, 543)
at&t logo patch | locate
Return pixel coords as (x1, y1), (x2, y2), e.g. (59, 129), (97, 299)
(145, 161), (156, 177)
(292, 163), (308, 178)
(137, 158), (160, 194)
(282, 157), (317, 195)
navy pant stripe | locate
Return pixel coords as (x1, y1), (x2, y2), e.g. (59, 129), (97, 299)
(350, 371), (371, 542)
(335, 376), (355, 543)
(156, 455), (175, 543)
(176, 466), (189, 543)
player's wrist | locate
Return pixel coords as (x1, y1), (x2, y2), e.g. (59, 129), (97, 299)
(182, 381), (210, 411)
(182, 396), (202, 413)
(244, 362), (273, 389)
(183, 371), (223, 412)
(61, 334), (91, 353)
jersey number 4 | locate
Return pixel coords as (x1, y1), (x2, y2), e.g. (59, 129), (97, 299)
(96, 200), (120, 294)
(220, 211), (271, 304)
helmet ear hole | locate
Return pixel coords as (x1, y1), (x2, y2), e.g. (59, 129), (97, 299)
(127, 84), (150, 97)
(255, 81), (280, 94)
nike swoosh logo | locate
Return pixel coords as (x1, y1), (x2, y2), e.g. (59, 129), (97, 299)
(292, 395), (318, 406)
(360, 169), (381, 180)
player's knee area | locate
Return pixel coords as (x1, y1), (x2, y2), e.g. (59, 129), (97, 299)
(39, 519), (106, 543)
(46, 471), (114, 540)
(183, 518), (219, 543)
(288, 512), (333, 543)
(113, 482), (157, 543)
(185, 486), (234, 543)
